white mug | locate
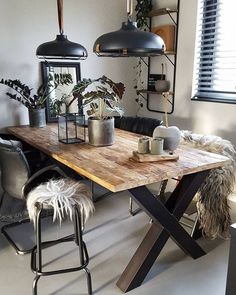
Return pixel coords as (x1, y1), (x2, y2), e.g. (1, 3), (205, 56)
(151, 137), (164, 155)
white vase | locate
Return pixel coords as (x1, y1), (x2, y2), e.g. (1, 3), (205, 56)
(155, 80), (170, 92)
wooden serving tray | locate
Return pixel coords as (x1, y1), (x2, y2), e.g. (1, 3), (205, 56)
(131, 151), (179, 163)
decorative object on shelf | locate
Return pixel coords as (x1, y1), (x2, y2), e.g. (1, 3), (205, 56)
(147, 74), (166, 91)
(155, 80), (170, 92)
(154, 63), (170, 92)
(41, 62), (81, 122)
(153, 92), (181, 151)
(0, 74), (72, 127)
(155, 80), (171, 92)
(152, 25), (175, 52)
(72, 76), (125, 146)
(58, 113), (86, 144)
(36, 0), (87, 60)
(138, 137), (150, 154)
(93, 0), (165, 57)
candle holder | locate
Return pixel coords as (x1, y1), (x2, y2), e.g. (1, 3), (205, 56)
(138, 137), (150, 154)
(151, 137), (164, 155)
(58, 113), (86, 144)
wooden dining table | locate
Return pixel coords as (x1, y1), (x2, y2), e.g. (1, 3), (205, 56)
(7, 124), (230, 293)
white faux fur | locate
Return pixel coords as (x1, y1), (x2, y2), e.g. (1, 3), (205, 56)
(181, 131), (236, 239)
(27, 179), (94, 226)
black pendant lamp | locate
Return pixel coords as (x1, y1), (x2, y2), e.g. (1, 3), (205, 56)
(36, 0), (87, 60)
(93, 0), (165, 57)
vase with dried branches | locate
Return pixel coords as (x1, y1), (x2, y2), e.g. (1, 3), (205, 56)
(0, 73), (73, 127)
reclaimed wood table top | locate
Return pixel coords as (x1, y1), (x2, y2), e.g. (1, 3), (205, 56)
(7, 124), (230, 193)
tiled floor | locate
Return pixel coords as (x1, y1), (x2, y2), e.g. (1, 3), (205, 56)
(0, 190), (235, 295)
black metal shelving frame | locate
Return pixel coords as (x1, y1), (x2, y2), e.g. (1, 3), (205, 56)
(137, 0), (180, 114)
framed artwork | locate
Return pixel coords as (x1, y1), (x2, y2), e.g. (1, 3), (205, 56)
(41, 61), (81, 122)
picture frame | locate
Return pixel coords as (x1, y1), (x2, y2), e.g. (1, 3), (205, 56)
(41, 61), (81, 122)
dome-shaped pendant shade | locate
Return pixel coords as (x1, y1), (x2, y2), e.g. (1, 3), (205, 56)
(36, 34), (88, 60)
(93, 21), (165, 57)
(36, 0), (87, 60)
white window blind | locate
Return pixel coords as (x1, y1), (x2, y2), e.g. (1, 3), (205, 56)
(192, 0), (236, 103)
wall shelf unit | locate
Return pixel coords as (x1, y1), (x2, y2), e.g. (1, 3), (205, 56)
(149, 8), (178, 22)
(137, 0), (180, 114)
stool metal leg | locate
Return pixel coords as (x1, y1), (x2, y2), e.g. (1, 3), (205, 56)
(33, 204), (43, 295)
(36, 205), (43, 272)
(74, 205), (92, 295)
(84, 267), (92, 295)
(32, 275), (40, 295)
(31, 203), (92, 295)
(74, 205), (85, 265)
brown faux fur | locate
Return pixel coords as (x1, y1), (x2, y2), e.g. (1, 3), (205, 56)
(181, 131), (236, 239)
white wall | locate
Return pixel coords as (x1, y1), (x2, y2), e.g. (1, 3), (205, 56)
(0, 0), (137, 131)
(2, 0), (235, 146)
(138, 0), (236, 147)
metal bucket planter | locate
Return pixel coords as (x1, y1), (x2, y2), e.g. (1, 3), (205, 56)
(88, 117), (114, 146)
(28, 108), (46, 128)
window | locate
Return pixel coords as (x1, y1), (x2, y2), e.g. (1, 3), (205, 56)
(192, 0), (236, 103)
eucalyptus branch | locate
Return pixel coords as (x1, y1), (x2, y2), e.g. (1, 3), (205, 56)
(37, 84), (58, 106)
(0, 73), (73, 110)
(0, 80), (33, 105)
(39, 77), (52, 104)
(65, 90), (78, 109)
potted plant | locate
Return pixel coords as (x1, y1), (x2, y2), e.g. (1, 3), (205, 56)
(135, 0), (152, 31)
(72, 75), (125, 146)
(0, 73), (73, 127)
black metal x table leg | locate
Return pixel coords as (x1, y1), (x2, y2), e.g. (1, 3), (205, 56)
(117, 170), (210, 293)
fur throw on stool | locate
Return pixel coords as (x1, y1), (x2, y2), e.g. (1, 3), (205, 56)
(27, 179), (94, 225)
(181, 131), (236, 239)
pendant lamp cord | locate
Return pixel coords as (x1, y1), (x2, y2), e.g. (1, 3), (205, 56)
(127, 0), (133, 22)
(57, 0), (64, 35)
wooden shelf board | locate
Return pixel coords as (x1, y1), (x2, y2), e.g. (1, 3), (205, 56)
(149, 8), (178, 17)
(164, 51), (176, 55)
(137, 90), (174, 95)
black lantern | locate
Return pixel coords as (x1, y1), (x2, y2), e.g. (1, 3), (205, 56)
(36, 0), (87, 60)
(58, 113), (86, 144)
(93, 0), (165, 57)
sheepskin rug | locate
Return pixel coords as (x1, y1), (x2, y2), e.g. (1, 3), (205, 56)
(27, 178), (94, 226)
(181, 131), (236, 239)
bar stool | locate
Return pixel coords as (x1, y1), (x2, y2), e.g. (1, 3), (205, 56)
(27, 179), (94, 295)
